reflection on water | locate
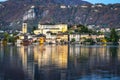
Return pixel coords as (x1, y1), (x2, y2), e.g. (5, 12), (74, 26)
(0, 44), (120, 80)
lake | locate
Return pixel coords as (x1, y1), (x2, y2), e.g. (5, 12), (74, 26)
(0, 44), (120, 80)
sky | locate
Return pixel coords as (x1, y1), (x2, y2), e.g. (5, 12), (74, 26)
(84, 0), (120, 4)
(0, 0), (7, 2)
(0, 0), (120, 4)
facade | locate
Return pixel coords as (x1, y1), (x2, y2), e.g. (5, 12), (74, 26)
(99, 28), (110, 32)
(80, 34), (105, 42)
(70, 34), (80, 42)
(56, 34), (68, 42)
(45, 34), (56, 44)
(34, 24), (68, 35)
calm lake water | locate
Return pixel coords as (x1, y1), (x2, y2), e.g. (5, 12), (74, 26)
(0, 44), (120, 80)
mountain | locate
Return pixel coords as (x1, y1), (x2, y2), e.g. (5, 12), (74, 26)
(0, 0), (120, 30)
(8, 0), (90, 5)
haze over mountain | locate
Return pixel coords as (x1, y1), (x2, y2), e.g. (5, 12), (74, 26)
(0, 0), (120, 30)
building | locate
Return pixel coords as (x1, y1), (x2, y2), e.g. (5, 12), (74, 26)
(22, 23), (27, 34)
(56, 34), (68, 43)
(99, 28), (110, 33)
(34, 24), (68, 35)
(60, 5), (67, 8)
(70, 34), (80, 42)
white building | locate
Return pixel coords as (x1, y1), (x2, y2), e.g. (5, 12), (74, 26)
(60, 5), (67, 9)
(70, 34), (80, 42)
(99, 28), (110, 32)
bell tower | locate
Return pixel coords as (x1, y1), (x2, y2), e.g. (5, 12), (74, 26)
(22, 23), (27, 34)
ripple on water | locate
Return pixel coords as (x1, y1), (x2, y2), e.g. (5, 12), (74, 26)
(77, 74), (120, 80)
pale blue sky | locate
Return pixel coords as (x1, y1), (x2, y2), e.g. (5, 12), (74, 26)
(0, 0), (7, 2)
(84, 0), (120, 4)
(0, 0), (120, 4)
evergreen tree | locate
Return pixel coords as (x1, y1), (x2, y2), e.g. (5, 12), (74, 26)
(110, 28), (119, 43)
(32, 26), (37, 34)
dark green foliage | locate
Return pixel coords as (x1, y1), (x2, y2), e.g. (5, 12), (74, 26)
(73, 24), (97, 34)
(32, 26), (37, 33)
(110, 28), (119, 42)
(105, 37), (111, 42)
(97, 31), (104, 35)
(77, 25), (89, 33)
(8, 36), (15, 43)
(3, 32), (9, 41)
(71, 38), (76, 42)
(84, 38), (95, 44)
(96, 38), (101, 42)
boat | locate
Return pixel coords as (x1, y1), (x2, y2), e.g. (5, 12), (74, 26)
(22, 39), (32, 46)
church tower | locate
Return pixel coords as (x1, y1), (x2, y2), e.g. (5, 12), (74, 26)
(22, 23), (27, 34)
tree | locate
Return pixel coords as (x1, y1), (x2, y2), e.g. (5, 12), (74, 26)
(110, 28), (119, 43)
(97, 31), (104, 35)
(71, 38), (76, 42)
(3, 32), (9, 41)
(84, 38), (95, 44)
(32, 26), (37, 34)
(76, 24), (96, 34)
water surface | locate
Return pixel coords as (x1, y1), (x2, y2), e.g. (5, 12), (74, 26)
(0, 44), (120, 80)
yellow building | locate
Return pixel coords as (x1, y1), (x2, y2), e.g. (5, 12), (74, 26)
(22, 23), (27, 33)
(34, 24), (68, 35)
